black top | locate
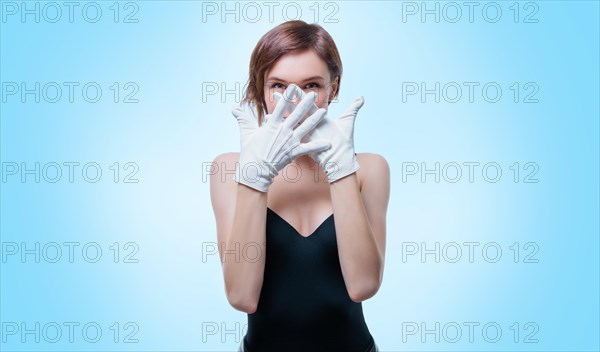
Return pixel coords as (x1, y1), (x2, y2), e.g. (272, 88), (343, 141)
(242, 208), (375, 352)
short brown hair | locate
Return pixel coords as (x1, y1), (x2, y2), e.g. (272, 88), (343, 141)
(242, 20), (343, 126)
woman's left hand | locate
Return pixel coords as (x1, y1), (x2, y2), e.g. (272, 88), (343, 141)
(274, 85), (364, 183)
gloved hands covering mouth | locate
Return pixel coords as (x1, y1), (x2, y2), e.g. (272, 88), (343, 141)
(231, 84), (332, 192)
(272, 84), (364, 184)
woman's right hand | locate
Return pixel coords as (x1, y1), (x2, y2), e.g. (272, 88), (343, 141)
(232, 85), (332, 192)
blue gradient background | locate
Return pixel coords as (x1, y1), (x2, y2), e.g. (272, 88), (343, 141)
(1, 1), (598, 351)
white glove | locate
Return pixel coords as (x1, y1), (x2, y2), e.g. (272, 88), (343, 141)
(274, 84), (364, 183)
(232, 86), (331, 192)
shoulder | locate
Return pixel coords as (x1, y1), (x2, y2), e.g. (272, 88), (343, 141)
(212, 151), (240, 164)
(211, 152), (240, 178)
(356, 153), (389, 169)
(210, 152), (240, 187)
(356, 153), (390, 189)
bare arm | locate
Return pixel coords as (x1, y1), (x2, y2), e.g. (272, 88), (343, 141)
(210, 152), (267, 313)
(330, 153), (390, 302)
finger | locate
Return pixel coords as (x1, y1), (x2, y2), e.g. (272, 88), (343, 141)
(284, 91), (317, 128)
(231, 105), (255, 129)
(273, 92), (294, 120)
(293, 108), (326, 138)
(340, 96), (365, 117)
(275, 90), (318, 122)
(263, 113), (272, 126)
(284, 84), (303, 104)
(289, 88), (318, 127)
(273, 92), (286, 114)
(270, 86), (300, 123)
(231, 105), (244, 119)
(336, 96), (364, 137)
(289, 140), (331, 159)
(285, 84), (311, 109)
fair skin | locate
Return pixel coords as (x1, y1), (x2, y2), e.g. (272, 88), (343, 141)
(210, 49), (391, 313)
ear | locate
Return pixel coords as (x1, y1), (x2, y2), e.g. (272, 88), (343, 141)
(328, 76), (340, 104)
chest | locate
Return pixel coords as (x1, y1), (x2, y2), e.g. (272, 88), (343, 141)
(264, 208), (340, 268)
(267, 177), (333, 237)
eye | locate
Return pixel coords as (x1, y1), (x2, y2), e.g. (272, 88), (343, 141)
(305, 82), (321, 90)
(271, 83), (286, 89)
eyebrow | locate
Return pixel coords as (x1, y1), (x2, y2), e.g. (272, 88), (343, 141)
(266, 76), (325, 82)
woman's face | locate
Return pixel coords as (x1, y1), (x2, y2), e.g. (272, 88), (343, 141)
(264, 49), (338, 117)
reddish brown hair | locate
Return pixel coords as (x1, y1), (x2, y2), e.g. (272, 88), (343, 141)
(242, 20), (343, 126)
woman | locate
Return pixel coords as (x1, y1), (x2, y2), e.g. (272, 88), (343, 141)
(210, 20), (390, 352)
